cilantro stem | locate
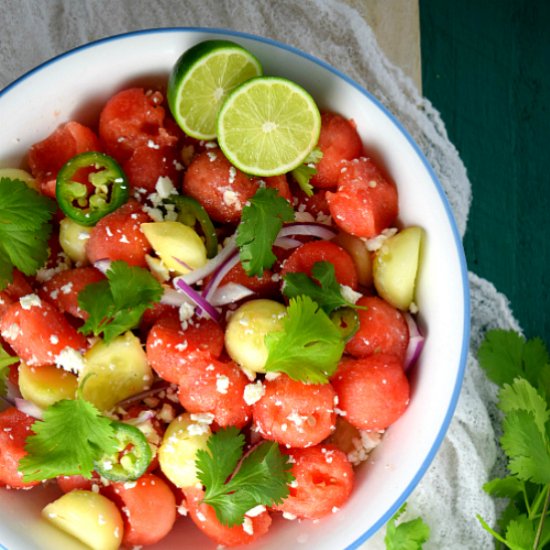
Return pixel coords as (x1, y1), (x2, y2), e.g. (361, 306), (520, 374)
(533, 484), (550, 550)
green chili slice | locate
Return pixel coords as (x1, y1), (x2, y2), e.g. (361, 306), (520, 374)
(171, 195), (218, 258)
(330, 308), (360, 343)
(94, 421), (152, 482)
(56, 151), (129, 226)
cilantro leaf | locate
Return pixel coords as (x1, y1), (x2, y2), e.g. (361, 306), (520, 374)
(478, 330), (550, 397)
(236, 187), (295, 277)
(500, 409), (550, 485)
(384, 503), (430, 550)
(0, 178), (56, 289)
(282, 261), (363, 314)
(19, 394), (118, 482)
(0, 345), (19, 397)
(78, 261), (163, 342)
(196, 427), (293, 527)
(505, 514), (537, 550)
(264, 295), (345, 383)
(482, 476), (524, 499)
(499, 378), (549, 435)
(290, 148), (323, 197)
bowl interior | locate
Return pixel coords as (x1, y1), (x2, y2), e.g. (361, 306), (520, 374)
(0, 28), (469, 550)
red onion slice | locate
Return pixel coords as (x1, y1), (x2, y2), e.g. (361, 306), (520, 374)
(115, 381), (172, 409)
(160, 286), (194, 307)
(273, 236), (303, 250)
(175, 277), (221, 323)
(202, 252), (241, 302)
(278, 222), (337, 240)
(177, 236), (237, 286)
(210, 283), (255, 307)
(404, 313), (425, 370)
(15, 398), (43, 420)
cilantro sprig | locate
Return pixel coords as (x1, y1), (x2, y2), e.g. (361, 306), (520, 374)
(0, 178), (56, 290)
(196, 426), (293, 527)
(477, 330), (550, 550)
(290, 148), (323, 197)
(264, 295), (345, 384)
(384, 502), (430, 549)
(282, 261), (364, 314)
(78, 260), (163, 342)
(19, 386), (118, 482)
(0, 345), (19, 397)
(236, 187), (295, 277)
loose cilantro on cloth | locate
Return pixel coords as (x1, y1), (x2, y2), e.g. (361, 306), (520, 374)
(264, 295), (345, 384)
(78, 260), (163, 342)
(0, 178), (56, 290)
(384, 503), (430, 550)
(290, 148), (323, 197)
(477, 329), (550, 550)
(236, 187), (295, 277)
(282, 261), (363, 314)
(0, 345), (18, 397)
(196, 426), (293, 527)
(19, 388), (118, 482)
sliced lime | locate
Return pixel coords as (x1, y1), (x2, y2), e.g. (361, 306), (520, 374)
(167, 40), (263, 140)
(217, 76), (321, 177)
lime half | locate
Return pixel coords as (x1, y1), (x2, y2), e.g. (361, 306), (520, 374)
(168, 40), (263, 140)
(217, 76), (321, 177)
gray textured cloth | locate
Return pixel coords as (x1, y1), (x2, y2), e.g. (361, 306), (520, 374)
(0, 1), (517, 548)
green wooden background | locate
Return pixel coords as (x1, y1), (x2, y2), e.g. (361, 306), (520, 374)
(419, 0), (550, 346)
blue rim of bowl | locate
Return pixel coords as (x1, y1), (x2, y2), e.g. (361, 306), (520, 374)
(0, 27), (470, 549)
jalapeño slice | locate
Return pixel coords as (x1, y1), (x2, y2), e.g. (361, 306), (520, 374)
(56, 151), (129, 226)
(331, 308), (360, 343)
(171, 195), (218, 258)
(94, 421), (152, 482)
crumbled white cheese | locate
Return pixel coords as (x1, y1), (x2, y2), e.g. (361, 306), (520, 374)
(179, 302), (195, 325)
(19, 294), (42, 310)
(55, 347), (86, 374)
(222, 189), (241, 208)
(340, 285), (362, 305)
(216, 375), (230, 394)
(243, 381), (265, 406)
(187, 422), (210, 437)
(363, 227), (398, 252)
(294, 211), (315, 223)
(60, 282), (73, 295)
(155, 176), (177, 199)
(245, 505), (266, 518)
(347, 430), (383, 466)
(1, 323), (20, 340)
(190, 412), (215, 424)
(242, 516), (254, 536)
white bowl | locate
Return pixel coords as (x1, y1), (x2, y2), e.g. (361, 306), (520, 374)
(0, 28), (469, 550)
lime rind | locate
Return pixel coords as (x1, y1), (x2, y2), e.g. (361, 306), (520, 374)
(168, 40), (263, 140)
(217, 76), (322, 177)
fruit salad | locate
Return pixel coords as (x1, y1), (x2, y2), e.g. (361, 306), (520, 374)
(0, 40), (424, 550)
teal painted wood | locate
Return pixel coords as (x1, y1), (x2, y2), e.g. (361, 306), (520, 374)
(420, 0), (550, 345)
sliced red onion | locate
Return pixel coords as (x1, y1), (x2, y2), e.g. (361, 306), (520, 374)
(15, 398), (43, 420)
(202, 252), (241, 302)
(160, 286), (194, 307)
(177, 236), (237, 286)
(210, 283), (255, 307)
(175, 277), (221, 323)
(278, 222), (337, 240)
(93, 259), (112, 274)
(404, 313), (425, 370)
(273, 236), (303, 250)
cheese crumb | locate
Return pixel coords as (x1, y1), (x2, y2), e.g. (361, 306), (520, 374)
(243, 381), (265, 406)
(55, 347), (86, 374)
(19, 294), (42, 310)
(340, 285), (362, 305)
(216, 375), (230, 394)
